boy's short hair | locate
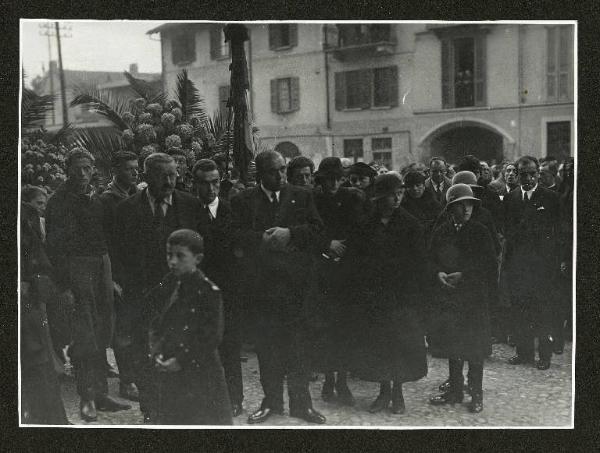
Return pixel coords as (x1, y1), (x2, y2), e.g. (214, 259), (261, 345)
(167, 229), (204, 254)
(112, 151), (139, 169)
(66, 147), (95, 169)
(22, 185), (48, 202)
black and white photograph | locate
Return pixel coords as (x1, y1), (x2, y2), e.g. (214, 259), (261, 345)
(18, 20), (576, 428)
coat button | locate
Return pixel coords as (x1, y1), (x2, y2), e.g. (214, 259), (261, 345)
(183, 325), (189, 331)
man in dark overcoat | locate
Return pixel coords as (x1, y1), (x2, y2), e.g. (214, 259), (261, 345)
(425, 157), (452, 206)
(98, 151), (140, 402)
(45, 148), (130, 422)
(503, 156), (562, 370)
(113, 152), (202, 422)
(192, 158), (244, 417)
(231, 150), (326, 425)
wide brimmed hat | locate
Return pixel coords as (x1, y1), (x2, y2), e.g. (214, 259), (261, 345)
(445, 183), (481, 206)
(349, 162), (377, 178)
(452, 171), (482, 188)
(314, 157), (344, 179)
(371, 173), (404, 201)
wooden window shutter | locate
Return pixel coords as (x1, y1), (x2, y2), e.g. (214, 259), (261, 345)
(289, 24), (298, 47)
(290, 77), (300, 111)
(335, 72), (346, 111)
(270, 79), (279, 113)
(269, 25), (279, 50)
(441, 38), (452, 108)
(359, 69), (372, 109)
(210, 26), (220, 59)
(474, 34), (486, 106)
(389, 66), (399, 107)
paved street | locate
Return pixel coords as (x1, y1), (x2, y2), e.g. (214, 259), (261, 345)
(60, 342), (572, 427)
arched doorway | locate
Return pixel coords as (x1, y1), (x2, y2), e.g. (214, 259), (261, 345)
(418, 119), (515, 165)
(431, 126), (502, 164)
(275, 141), (300, 163)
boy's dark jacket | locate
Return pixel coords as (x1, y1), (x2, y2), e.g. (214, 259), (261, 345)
(147, 270), (224, 370)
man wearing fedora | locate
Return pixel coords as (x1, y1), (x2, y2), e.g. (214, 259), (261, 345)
(311, 157), (367, 407)
(503, 156), (562, 370)
(428, 184), (497, 413)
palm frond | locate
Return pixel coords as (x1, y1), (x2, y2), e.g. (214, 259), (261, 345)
(174, 69), (207, 123)
(21, 87), (55, 130)
(44, 123), (76, 146)
(70, 126), (125, 171)
(70, 85), (131, 131)
(124, 71), (167, 106)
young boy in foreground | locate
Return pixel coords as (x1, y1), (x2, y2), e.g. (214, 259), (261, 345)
(147, 229), (233, 425)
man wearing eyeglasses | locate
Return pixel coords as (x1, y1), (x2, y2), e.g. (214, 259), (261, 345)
(502, 156), (562, 370)
(425, 157), (452, 206)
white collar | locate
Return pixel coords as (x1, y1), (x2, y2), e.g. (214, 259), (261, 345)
(205, 197), (219, 218)
(261, 183), (280, 202)
(520, 184), (538, 199)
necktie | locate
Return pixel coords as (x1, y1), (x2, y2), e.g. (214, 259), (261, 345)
(154, 200), (165, 222)
(271, 191), (278, 207)
(204, 205), (212, 222)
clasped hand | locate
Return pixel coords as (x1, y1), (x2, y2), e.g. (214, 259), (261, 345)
(154, 354), (182, 372)
(437, 271), (463, 289)
(262, 227), (291, 251)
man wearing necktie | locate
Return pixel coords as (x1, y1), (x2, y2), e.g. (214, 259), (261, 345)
(424, 157), (452, 206)
(231, 150), (326, 425)
(192, 159), (244, 418)
(503, 156), (562, 370)
(114, 153), (201, 423)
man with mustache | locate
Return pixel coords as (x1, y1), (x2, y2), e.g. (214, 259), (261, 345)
(114, 153), (202, 423)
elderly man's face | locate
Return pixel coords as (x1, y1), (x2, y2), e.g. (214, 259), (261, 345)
(429, 160), (447, 184)
(194, 168), (220, 204)
(146, 161), (177, 200)
(261, 155), (287, 192)
(68, 157), (94, 189)
(480, 162), (492, 184)
(504, 164), (518, 185)
(290, 166), (313, 188)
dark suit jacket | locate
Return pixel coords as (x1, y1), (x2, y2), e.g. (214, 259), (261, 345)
(425, 176), (452, 206)
(503, 185), (561, 302)
(114, 188), (201, 310)
(230, 184), (323, 321)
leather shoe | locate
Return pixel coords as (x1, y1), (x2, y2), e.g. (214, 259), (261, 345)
(469, 394), (483, 413)
(289, 407), (326, 424)
(439, 379), (471, 395)
(429, 391), (464, 406)
(119, 382), (139, 402)
(507, 355), (534, 365)
(80, 399), (97, 422)
(335, 382), (355, 406)
(232, 403), (243, 417)
(96, 395), (131, 412)
(368, 394), (391, 413)
(536, 359), (551, 370)
(321, 380), (335, 402)
(247, 407), (282, 424)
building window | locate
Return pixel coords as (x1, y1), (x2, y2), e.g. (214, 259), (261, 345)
(218, 85), (230, 114)
(335, 66), (398, 110)
(270, 77), (300, 114)
(337, 24), (392, 47)
(441, 34), (486, 108)
(210, 26), (230, 60)
(343, 139), (363, 162)
(372, 137), (393, 169)
(546, 121), (571, 163)
(269, 24), (298, 50)
(547, 26), (572, 101)
(172, 29), (196, 65)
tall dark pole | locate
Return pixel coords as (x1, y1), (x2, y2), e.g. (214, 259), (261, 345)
(55, 22), (69, 126)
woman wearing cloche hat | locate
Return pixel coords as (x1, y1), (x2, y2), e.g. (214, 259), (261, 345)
(427, 184), (497, 413)
(341, 173), (428, 415)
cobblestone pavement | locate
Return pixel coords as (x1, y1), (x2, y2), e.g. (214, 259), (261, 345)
(61, 342), (572, 427)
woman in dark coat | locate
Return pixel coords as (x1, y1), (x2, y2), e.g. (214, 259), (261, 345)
(343, 174), (428, 414)
(401, 170), (443, 235)
(311, 157), (367, 406)
(428, 184), (497, 413)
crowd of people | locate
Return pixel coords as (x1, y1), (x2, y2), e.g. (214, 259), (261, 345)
(20, 146), (574, 425)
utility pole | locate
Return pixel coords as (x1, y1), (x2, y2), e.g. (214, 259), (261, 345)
(39, 22), (71, 127)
